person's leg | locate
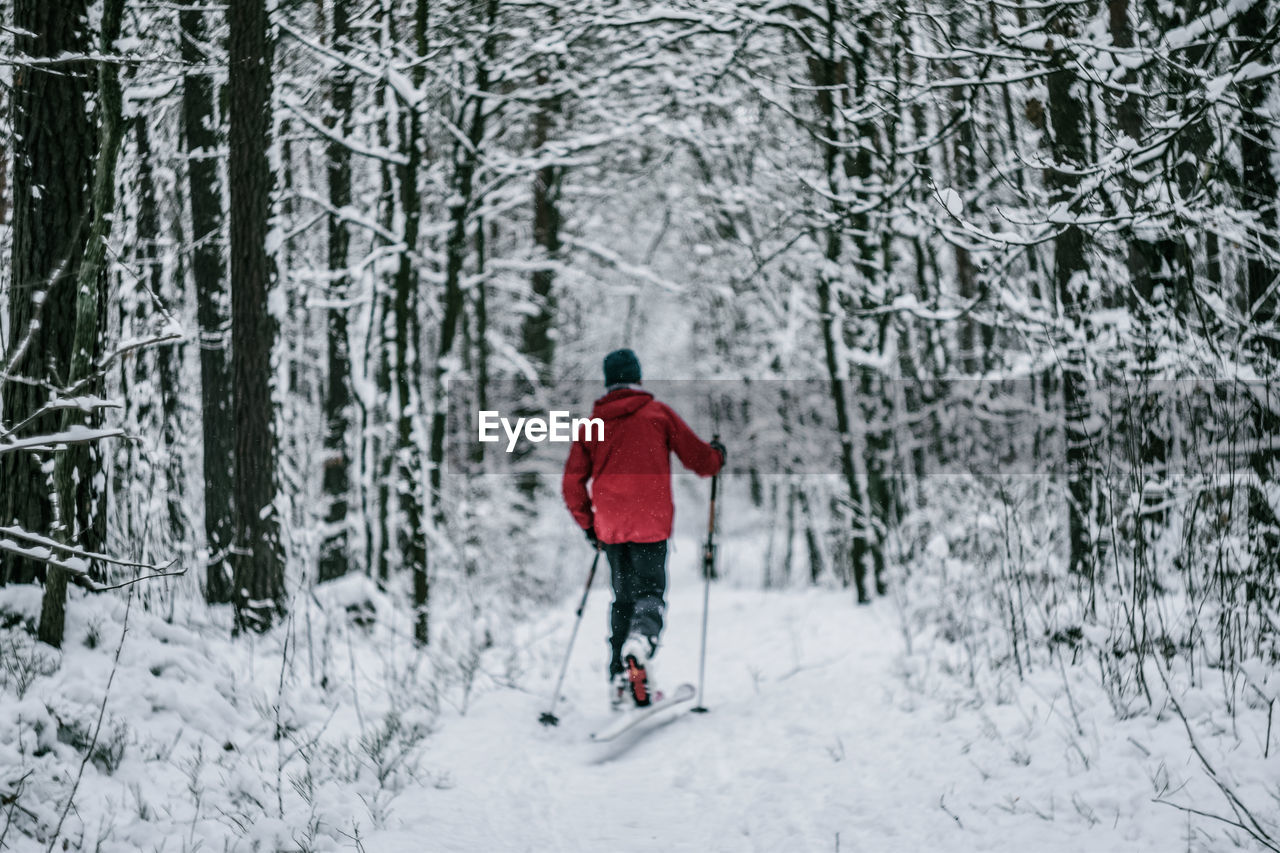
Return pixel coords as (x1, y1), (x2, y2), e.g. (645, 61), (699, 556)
(604, 543), (634, 678)
(625, 541), (668, 657)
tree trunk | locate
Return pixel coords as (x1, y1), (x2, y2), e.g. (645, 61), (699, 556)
(228, 0), (285, 632)
(1046, 18), (1096, 588)
(522, 65), (561, 385)
(845, 5), (888, 597)
(180, 4), (237, 604)
(1164, 0), (1214, 317)
(430, 0), (494, 522)
(39, 0), (125, 647)
(948, 5), (981, 375)
(0, 0), (93, 588)
(1109, 0), (1168, 526)
(1238, 0), (1280, 604)
(135, 117), (187, 548)
(396, 0), (430, 644)
(471, 217), (491, 466)
(366, 0), (396, 582)
(802, 3), (875, 604)
(319, 0), (354, 583)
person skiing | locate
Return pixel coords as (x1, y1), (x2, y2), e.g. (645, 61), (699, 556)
(562, 349), (725, 710)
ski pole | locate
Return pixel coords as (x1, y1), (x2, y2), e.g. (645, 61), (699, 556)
(692, 437), (720, 714)
(539, 545), (602, 726)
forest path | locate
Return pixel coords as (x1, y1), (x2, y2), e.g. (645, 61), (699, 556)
(368, 574), (1170, 852)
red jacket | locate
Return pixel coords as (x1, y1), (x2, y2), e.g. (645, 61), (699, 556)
(562, 388), (723, 544)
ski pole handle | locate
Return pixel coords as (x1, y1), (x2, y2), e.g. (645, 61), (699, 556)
(704, 435), (720, 580)
(708, 433), (720, 511)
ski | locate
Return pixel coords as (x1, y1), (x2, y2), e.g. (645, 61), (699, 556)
(589, 683), (696, 743)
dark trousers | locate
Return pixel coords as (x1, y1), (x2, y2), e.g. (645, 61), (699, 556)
(604, 540), (668, 677)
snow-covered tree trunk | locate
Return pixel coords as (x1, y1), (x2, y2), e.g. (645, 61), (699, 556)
(847, 10), (890, 598)
(180, 4), (237, 604)
(802, 1), (876, 603)
(1238, 0), (1280, 608)
(40, 0), (125, 647)
(367, 0), (396, 583)
(523, 55), (562, 386)
(430, 0), (496, 530)
(320, 0), (355, 584)
(1045, 7), (1096, 587)
(228, 0), (286, 632)
(396, 0), (429, 644)
(0, 0), (94, 588)
(134, 117), (187, 550)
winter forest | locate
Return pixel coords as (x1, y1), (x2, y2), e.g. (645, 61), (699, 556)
(1, 0), (1279, 849)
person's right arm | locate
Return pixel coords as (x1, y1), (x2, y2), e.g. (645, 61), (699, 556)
(562, 440), (595, 532)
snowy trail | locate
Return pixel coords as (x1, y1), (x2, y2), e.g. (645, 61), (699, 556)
(368, 575), (1177, 852)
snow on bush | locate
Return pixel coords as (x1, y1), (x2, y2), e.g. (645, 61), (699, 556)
(0, 576), (453, 851)
(893, 474), (1280, 851)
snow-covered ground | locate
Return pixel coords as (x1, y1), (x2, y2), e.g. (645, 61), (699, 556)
(372, 576), (1253, 853)
(5, 552), (1274, 852)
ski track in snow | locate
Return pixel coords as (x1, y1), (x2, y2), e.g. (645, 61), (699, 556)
(369, 581), (1183, 853)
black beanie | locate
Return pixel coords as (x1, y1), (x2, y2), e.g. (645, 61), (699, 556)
(603, 348), (642, 387)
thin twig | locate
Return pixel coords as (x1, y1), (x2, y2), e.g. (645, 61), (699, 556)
(1153, 661), (1280, 852)
(91, 565), (187, 592)
(1154, 798), (1280, 851)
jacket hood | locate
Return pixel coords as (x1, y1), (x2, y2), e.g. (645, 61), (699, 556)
(591, 388), (654, 421)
